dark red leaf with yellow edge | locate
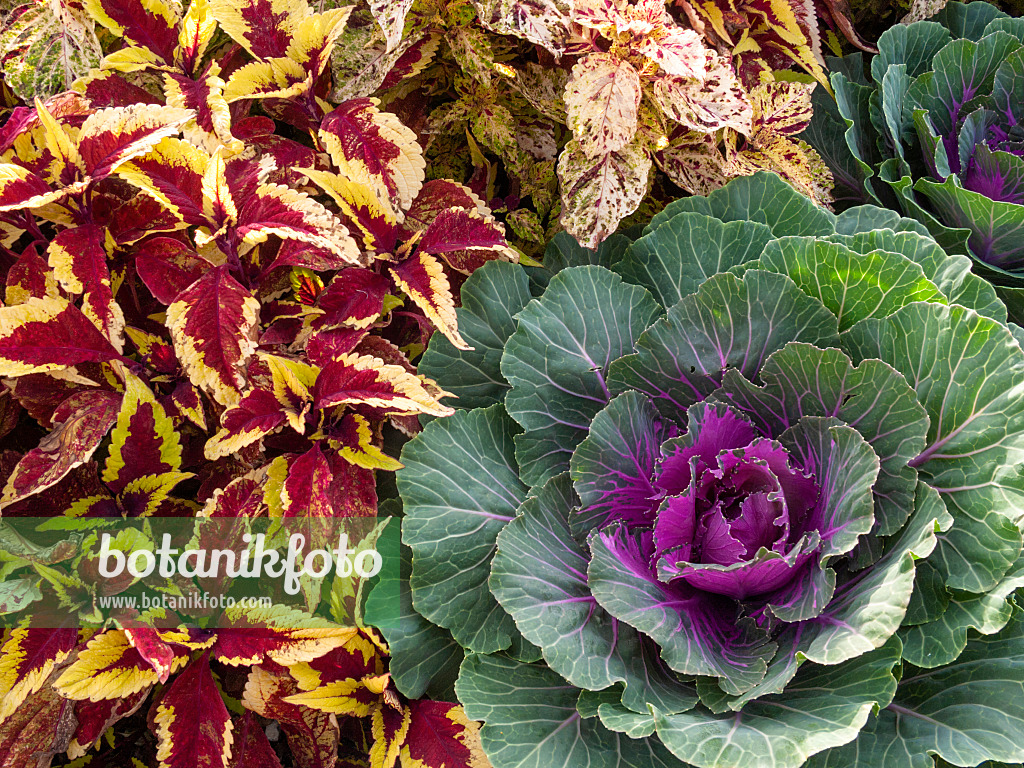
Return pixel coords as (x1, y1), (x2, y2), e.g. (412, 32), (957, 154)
(389, 251), (468, 350)
(102, 372), (184, 494)
(263, 239), (359, 275)
(401, 700), (489, 768)
(205, 387), (287, 460)
(0, 627), (78, 725)
(327, 450), (379, 516)
(319, 99), (425, 213)
(417, 207), (515, 274)
(4, 371), (104, 427)
(279, 442), (334, 517)
(242, 661), (341, 768)
(166, 265), (260, 407)
(164, 71), (241, 153)
(135, 237), (210, 304)
(287, 631), (384, 688)
(68, 688), (149, 759)
(402, 179), (486, 232)
(229, 711), (283, 768)
(76, 70), (164, 108)
(313, 352), (453, 417)
(83, 0), (181, 65)
(0, 390), (122, 510)
(77, 104), (194, 182)
(199, 471), (267, 516)
(0, 665), (76, 768)
(305, 327), (368, 367)
(209, 0), (297, 59)
(109, 192), (187, 244)
(149, 651), (233, 768)
(169, 380), (207, 430)
(328, 411), (401, 472)
(117, 137), (208, 227)
(316, 268), (390, 330)
(0, 165), (60, 212)
(371, 703), (411, 768)
(54, 630), (190, 702)
(212, 604), (356, 668)
(5, 244), (54, 305)
(0, 297), (129, 376)
(47, 224), (124, 346)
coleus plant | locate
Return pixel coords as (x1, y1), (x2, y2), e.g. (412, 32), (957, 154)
(390, 172), (1024, 768)
(0, 0), (516, 763)
(806, 0), (1024, 300)
(328, 0), (847, 253)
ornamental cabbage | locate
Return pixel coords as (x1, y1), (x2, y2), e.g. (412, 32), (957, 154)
(806, 0), (1024, 298)
(381, 172), (1024, 768)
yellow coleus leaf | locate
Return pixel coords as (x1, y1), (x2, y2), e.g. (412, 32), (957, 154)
(54, 630), (178, 701)
(263, 352), (318, 433)
(331, 413), (402, 472)
(222, 57), (311, 102)
(179, 0), (219, 70)
(285, 7), (353, 75)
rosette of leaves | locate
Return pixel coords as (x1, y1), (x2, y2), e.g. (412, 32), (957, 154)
(388, 172), (1024, 768)
(806, 0), (1024, 301)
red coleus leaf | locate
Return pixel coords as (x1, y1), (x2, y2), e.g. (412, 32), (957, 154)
(417, 207), (516, 274)
(102, 372), (186, 496)
(276, 442), (334, 517)
(200, 471), (268, 516)
(123, 624), (179, 683)
(304, 327), (368, 367)
(135, 236), (211, 304)
(0, 164), (63, 212)
(312, 352), (453, 417)
(117, 137), (208, 226)
(213, 606), (356, 668)
(84, 0), (181, 65)
(164, 70), (241, 153)
(319, 98), (425, 213)
(170, 380), (207, 430)
(150, 651), (234, 768)
(0, 627), (78, 725)
(327, 448), (379, 517)
(329, 411), (401, 472)
(370, 703), (411, 768)
(0, 297), (128, 376)
(166, 265), (260, 406)
(402, 180), (486, 233)
(77, 70), (165, 108)
(0, 390), (122, 509)
(401, 700), (489, 768)
(76, 104), (195, 183)
(316, 268), (390, 330)
(205, 387), (287, 459)
(68, 688), (149, 759)
(209, 0), (303, 59)
(242, 662), (341, 768)
(47, 224), (125, 348)
(228, 711), (283, 768)
(0, 665), (76, 768)
(5, 244), (55, 305)
(389, 250), (468, 350)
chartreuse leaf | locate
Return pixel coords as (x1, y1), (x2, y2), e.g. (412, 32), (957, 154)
(646, 172), (835, 237)
(807, 615), (1024, 768)
(844, 302), (1024, 593)
(826, 229), (1007, 323)
(608, 271), (840, 419)
(364, 546), (462, 701)
(418, 260), (532, 410)
(652, 636), (902, 768)
(616, 213), (774, 308)
(501, 266), (661, 486)
(714, 343), (929, 536)
(750, 238), (945, 331)
(456, 654), (682, 768)
(399, 405), (527, 654)
(490, 474), (642, 691)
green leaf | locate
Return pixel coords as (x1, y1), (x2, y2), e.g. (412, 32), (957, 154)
(489, 474), (642, 690)
(833, 207), (929, 236)
(932, 0), (1008, 40)
(364, 547), (462, 700)
(646, 172), (835, 237)
(714, 343), (929, 536)
(607, 271), (840, 419)
(811, 615), (1024, 768)
(456, 654), (684, 768)
(899, 550), (1024, 667)
(871, 21), (952, 83)
(652, 637), (902, 768)
(615, 213), (774, 308)
(501, 266), (661, 486)
(399, 405), (527, 653)
(826, 228), (1007, 323)
(844, 302), (1024, 593)
(751, 237), (946, 331)
(418, 260), (532, 410)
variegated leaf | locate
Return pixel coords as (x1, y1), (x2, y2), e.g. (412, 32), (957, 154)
(557, 137), (652, 248)
(472, 0), (571, 54)
(165, 265), (260, 407)
(389, 251), (467, 350)
(55, 630), (190, 701)
(76, 104), (194, 181)
(46, 224), (124, 350)
(208, 0), (308, 59)
(652, 55), (752, 134)
(312, 352), (454, 417)
(565, 53), (642, 158)
(116, 136), (208, 227)
(0, 627), (77, 725)
(150, 652), (233, 768)
(82, 0), (181, 65)
(163, 71), (242, 154)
